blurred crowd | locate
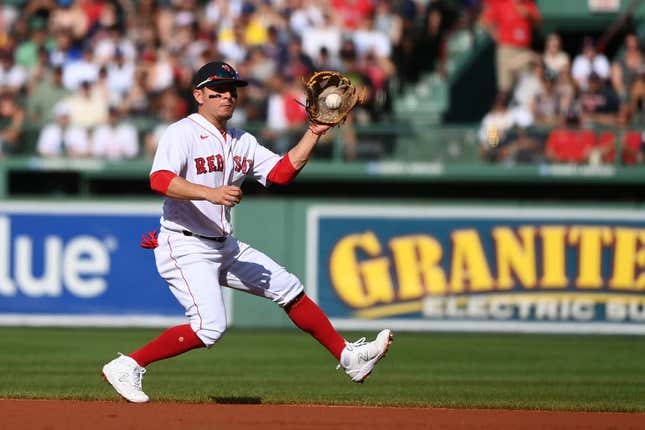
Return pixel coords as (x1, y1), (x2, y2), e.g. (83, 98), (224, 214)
(478, 0), (645, 166)
(5, 0), (639, 167)
(0, 0), (474, 161)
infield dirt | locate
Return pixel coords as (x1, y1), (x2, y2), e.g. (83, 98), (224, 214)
(2, 399), (645, 430)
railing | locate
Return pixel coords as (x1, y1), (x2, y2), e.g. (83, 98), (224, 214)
(2, 121), (644, 199)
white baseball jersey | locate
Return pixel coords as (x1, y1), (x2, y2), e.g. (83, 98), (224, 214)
(150, 113), (303, 346)
(151, 113), (281, 237)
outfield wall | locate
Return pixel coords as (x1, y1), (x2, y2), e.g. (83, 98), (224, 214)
(2, 199), (645, 334)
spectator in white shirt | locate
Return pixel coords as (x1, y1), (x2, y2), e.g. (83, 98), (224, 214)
(353, 13), (392, 59)
(90, 106), (139, 160)
(106, 49), (135, 101)
(62, 47), (99, 90)
(37, 103), (89, 158)
(571, 37), (610, 91)
(543, 33), (569, 76)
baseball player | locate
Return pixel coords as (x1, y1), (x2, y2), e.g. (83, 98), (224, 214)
(102, 61), (393, 403)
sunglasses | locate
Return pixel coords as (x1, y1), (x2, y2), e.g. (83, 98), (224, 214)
(195, 70), (241, 89)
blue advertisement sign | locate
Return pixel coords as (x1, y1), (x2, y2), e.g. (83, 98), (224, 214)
(307, 206), (645, 334)
(0, 202), (184, 325)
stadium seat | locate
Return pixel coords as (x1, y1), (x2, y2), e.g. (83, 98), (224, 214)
(545, 129), (596, 163)
(597, 131), (616, 163)
(622, 131), (642, 165)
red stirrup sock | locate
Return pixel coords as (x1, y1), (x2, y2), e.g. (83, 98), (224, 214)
(286, 294), (346, 360)
(129, 324), (205, 367)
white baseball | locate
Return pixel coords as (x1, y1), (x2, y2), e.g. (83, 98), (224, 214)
(325, 93), (342, 109)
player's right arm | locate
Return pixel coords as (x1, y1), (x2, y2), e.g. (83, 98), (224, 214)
(149, 123), (242, 207)
(160, 175), (242, 207)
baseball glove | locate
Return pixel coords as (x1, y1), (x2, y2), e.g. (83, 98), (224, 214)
(304, 71), (360, 126)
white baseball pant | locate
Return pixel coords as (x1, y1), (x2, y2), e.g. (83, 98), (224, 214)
(154, 227), (304, 346)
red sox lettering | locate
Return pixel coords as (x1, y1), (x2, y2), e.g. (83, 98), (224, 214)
(233, 156), (252, 174)
(194, 155), (252, 174)
(194, 155), (224, 174)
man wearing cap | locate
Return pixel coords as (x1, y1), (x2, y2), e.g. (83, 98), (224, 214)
(101, 61), (393, 403)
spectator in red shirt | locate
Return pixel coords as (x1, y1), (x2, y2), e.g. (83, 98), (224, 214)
(545, 111), (596, 163)
(480, 0), (541, 94)
(330, 0), (375, 31)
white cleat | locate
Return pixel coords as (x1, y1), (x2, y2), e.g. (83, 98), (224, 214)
(338, 329), (393, 383)
(102, 353), (150, 403)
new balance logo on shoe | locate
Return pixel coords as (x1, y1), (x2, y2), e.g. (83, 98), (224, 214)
(102, 353), (150, 403)
(338, 329), (393, 383)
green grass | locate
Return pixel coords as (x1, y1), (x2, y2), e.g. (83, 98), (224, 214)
(0, 327), (644, 411)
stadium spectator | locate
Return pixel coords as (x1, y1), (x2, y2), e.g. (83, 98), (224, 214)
(338, 39), (374, 124)
(282, 34), (316, 81)
(289, 0), (325, 36)
(0, 91), (24, 156)
(0, 5), (19, 45)
(545, 112), (596, 164)
(571, 37), (610, 91)
(622, 130), (645, 164)
(26, 65), (71, 126)
(50, 1), (89, 44)
(352, 12), (392, 60)
(301, 12), (342, 67)
(90, 106), (139, 160)
(48, 30), (81, 67)
(14, 18), (47, 70)
(390, 0), (420, 88)
(532, 70), (562, 126)
(628, 65), (645, 122)
(246, 46), (276, 83)
(105, 49), (135, 104)
(218, 21), (248, 65)
(542, 32), (569, 77)
(36, 102), (89, 158)
(408, 4), (445, 83)
(512, 59), (545, 113)
(579, 72), (621, 127)
(611, 33), (644, 104)
(479, 0), (541, 95)
(361, 49), (395, 120)
(480, 91), (536, 161)
(262, 74), (308, 154)
(373, 0), (403, 50)
(94, 26), (137, 66)
(479, 92), (513, 160)
(0, 49), (27, 94)
(331, 0), (375, 31)
(143, 106), (181, 160)
(62, 46), (99, 91)
(64, 79), (109, 128)
(314, 46), (343, 71)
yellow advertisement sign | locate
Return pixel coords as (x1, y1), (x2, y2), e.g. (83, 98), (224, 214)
(308, 206), (645, 333)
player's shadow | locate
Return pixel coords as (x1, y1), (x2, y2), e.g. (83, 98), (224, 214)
(209, 396), (262, 404)
(219, 247), (274, 292)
